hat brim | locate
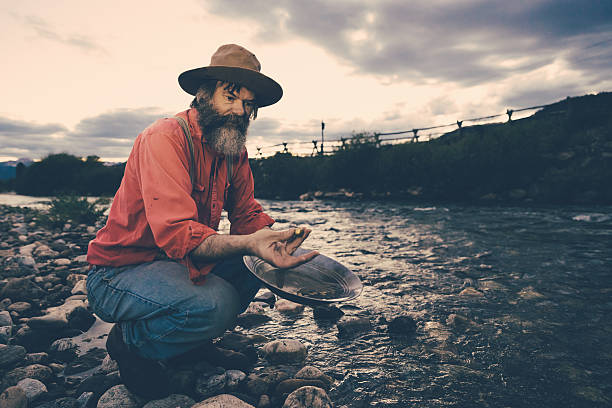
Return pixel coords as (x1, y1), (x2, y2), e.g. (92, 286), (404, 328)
(178, 66), (283, 107)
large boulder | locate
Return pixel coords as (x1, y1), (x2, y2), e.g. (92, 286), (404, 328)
(0, 386), (27, 408)
(192, 394), (254, 407)
(2, 364), (53, 388)
(16, 378), (47, 404)
(337, 317), (371, 338)
(0, 277), (45, 302)
(262, 340), (307, 364)
(0, 344), (26, 368)
(96, 385), (140, 408)
(282, 386), (332, 408)
(142, 394), (196, 408)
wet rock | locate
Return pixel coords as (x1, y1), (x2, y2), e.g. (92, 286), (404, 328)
(96, 385), (139, 408)
(13, 325), (78, 352)
(28, 299), (89, 330)
(387, 316), (417, 335)
(2, 364), (53, 388)
(215, 332), (269, 352)
(236, 302), (272, 328)
(253, 291), (276, 308)
(282, 386), (332, 408)
(518, 286), (545, 300)
(0, 386), (27, 408)
(64, 347), (106, 375)
(337, 317), (371, 338)
(17, 255), (37, 271)
(226, 369), (247, 390)
(71, 280), (87, 295)
(25, 352), (49, 365)
(35, 397), (79, 408)
(0, 326), (11, 344)
(49, 338), (78, 362)
(28, 312), (69, 329)
(294, 366), (333, 388)
(97, 355), (118, 375)
(67, 305), (95, 332)
(423, 321), (452, 343)
(66, 274), (87, 286)
(478, 280), (506, 292)
(245, 373), (269, 396)
(0, 344), (27, 368)
(0, 298), (12, 310)
(0, 277), (45, 302)
(75, 373), (121, 403)
(262, 340), (307, 364)
(33, 244), (59, 258)
(275, 379), (327, 398)
(195, 372), (227, 399)
(142, 394), (195, 408)
(257, 394), (271, 408)
(275, 299), (305, 314)
(445, 314), (474, 332)
(16, 378), (47, 403)
(192, 394), (254, 407)
(76, 391), (95, 408)
(0, 310), (13, 343)
(459, 287), (484, 297)
(20, 243), (37, 257)
(53, 259), (72, 267)
(7, 302), (33, 315)
(312, 306), (344, 320)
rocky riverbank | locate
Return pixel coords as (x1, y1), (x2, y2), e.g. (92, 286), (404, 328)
(0, 204), (416, 407)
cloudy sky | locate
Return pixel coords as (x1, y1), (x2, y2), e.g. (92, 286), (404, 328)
(1, 0), (611, 161)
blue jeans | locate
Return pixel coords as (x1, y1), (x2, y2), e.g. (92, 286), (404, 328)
(86, 257), (261, 360)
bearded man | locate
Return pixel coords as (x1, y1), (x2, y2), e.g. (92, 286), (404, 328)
(86, 44), (316, 398)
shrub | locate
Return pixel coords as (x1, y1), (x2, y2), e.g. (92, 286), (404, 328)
(38, 195), (108, 228)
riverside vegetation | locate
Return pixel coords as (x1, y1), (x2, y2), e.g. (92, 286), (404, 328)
(1, 92), (610, 204)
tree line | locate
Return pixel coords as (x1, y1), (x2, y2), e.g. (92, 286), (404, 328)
(2, 92), (610, 204)
(5, 154), (125, 196)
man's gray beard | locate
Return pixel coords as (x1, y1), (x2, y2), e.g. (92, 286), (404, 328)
(194, 96), (250, 156)
(207, 125), (247, 156)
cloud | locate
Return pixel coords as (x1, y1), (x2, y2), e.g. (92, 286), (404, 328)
(0, 117), (67, 136)
(200, 0), (612, 87)
(0, 108), (169, 160)
(21, 14), (108, 55)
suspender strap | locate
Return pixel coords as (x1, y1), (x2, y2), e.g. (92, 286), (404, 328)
(174, 116), (196, 189)
(226, 154), (233, 187)
(174, 115), (234, 190)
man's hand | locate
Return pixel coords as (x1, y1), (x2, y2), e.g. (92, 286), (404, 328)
(248, 227), (318, 269)
(190, 226), (318, 269)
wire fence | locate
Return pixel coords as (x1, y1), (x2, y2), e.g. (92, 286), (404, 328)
(251, 101), (560, 158)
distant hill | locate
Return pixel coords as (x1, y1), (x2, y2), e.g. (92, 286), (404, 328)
(251, 92), (612, 204)
(0, 158), (32, 180)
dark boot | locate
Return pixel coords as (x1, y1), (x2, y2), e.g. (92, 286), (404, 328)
(167, 340), (252, 371)
(106, 324), (171, 399)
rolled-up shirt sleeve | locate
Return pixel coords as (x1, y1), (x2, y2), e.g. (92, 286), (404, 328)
(226, 151), (274, 235)
(135, 120), (217, 259)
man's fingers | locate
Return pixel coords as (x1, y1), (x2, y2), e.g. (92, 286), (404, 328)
(276, 250), (319, 269)
(286, 228), (311, 254)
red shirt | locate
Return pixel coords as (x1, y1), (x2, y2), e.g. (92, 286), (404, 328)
(87, 108), (274, 283)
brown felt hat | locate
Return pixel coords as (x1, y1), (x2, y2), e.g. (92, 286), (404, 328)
(178, 44), (283, 107)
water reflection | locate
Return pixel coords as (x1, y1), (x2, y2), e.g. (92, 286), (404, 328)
(246, 200), (612, 407)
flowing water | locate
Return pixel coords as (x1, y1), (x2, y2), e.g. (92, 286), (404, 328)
(225, 200), (612, 407)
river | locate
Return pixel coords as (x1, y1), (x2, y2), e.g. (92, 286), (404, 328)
(2, 195), (611, 406)
(243, 199), (612, 407)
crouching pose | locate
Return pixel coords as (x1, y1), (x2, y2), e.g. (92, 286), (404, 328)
(86, 44), (316, 398)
